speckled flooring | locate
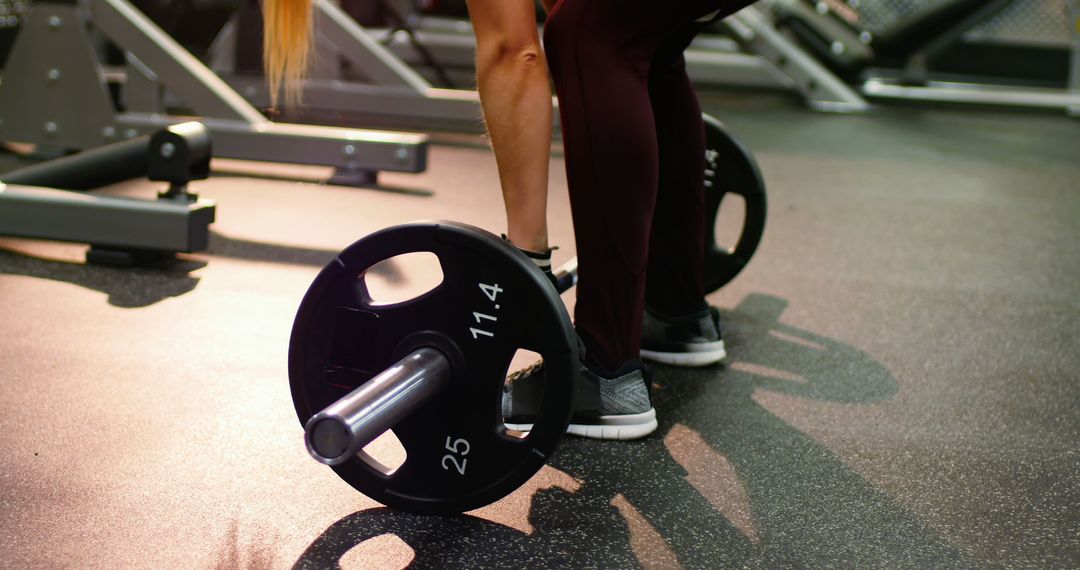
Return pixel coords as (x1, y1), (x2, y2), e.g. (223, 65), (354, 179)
(1, 93), (1079, 569)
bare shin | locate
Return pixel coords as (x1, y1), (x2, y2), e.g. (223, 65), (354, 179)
(467, 0), (553, 252)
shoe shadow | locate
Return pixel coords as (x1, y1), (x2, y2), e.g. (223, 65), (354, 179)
(291, 507), (641, 569)
(292, 293), (978, 568)
(541, 293), (975, 567)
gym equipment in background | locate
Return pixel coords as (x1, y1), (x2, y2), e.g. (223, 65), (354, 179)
(0, 122), (216, 265)
(211, 0), (488, 132)
(204, 0), (866, 133)
(772, 0), (1080, 115)
(287, 117), (766, 514)
(695, 4), (870, 112)
(0, 0), (427, 184)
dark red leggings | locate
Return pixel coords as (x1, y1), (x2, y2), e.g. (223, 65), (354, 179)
(544, 0), (754, 373)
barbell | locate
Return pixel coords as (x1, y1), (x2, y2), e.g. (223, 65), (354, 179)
(288, 116), (766, 514)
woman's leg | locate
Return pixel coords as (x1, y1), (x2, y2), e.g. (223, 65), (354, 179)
(466, 0), (552, 253)
(644, 24), (709, 317)
(544, 0), (753, 372)
(543, 0), (671, 373)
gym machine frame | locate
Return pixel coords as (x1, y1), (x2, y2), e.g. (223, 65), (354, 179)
(0, 0), (427, 182)
(389, 5), (869, 112)
(211, 0), (491, 133)
(705, 5), (869, 113)
(0, 122), (216, 264)
(208, 0), (868, 130)
(774, 0), (1080, 115)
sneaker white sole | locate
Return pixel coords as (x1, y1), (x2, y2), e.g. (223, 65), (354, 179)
(505, 408), (658, 441)
(641, 340), (726, 367)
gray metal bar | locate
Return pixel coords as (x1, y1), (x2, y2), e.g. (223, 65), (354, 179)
(862, 78), (1080, 112)
(305, 347), (451, 466)
(207, 16), (237, 74)
(1070, 0), (1079, 117)
(223, 75), (486, 132)
(1, 136), (148, 189)
(0, 183), (216, 252)
(685, 37), (795, 90)
(124, 53), (164, 114)
(113, 113), (428, 172)
(718, 6), (871, 113)
(375, 27), (485, 70)
(89, 0), (264, 123)
(314, 0), (429, 91)
(310, 26), (344, 81)
(554, 257), (578, 293)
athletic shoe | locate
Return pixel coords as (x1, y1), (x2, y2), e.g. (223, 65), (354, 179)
(640, 305), (726, 366)
(502, 359), (657, 441)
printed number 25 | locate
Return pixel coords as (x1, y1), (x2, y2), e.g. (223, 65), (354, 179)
(441, 437), (470, 476)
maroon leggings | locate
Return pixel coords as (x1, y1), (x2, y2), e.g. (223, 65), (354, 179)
(544, 0), (753, 373)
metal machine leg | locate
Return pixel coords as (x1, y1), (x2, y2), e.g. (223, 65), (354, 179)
(0, 184), (216, 255)
(1070, 0), (1080, 117)
(715, 5), (871, 113)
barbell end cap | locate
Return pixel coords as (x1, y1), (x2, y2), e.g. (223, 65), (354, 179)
(306, 415), (355, 466)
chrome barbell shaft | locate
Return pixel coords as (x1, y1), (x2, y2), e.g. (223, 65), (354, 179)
(305, 347), (451, 466)
(554, 257), (578, 293)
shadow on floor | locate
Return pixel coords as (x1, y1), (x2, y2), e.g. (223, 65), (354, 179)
(0, 247), (205, 308)
(0, 233), (407, 308)
(207, 232), (341, 268)
(206, 232), (406, 284)
(208, 168), (435, 198)
(291, 293), (979, 568)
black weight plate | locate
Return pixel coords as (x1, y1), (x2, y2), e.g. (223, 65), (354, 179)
(289, 221), (578, 514)
(702, 114), (768, 293)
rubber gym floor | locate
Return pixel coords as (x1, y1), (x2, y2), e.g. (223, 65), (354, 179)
(1, 93), (1078, 569)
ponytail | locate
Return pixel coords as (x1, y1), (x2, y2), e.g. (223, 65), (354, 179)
(262, 0), (312, 109)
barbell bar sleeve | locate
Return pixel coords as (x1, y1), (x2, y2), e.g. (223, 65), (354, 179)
(304, 347), (451, 466)
(554, 257), (578, 294)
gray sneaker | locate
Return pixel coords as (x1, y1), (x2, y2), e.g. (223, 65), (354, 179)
(502, 360), (657, 441)
(640, 306), (727, 366)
